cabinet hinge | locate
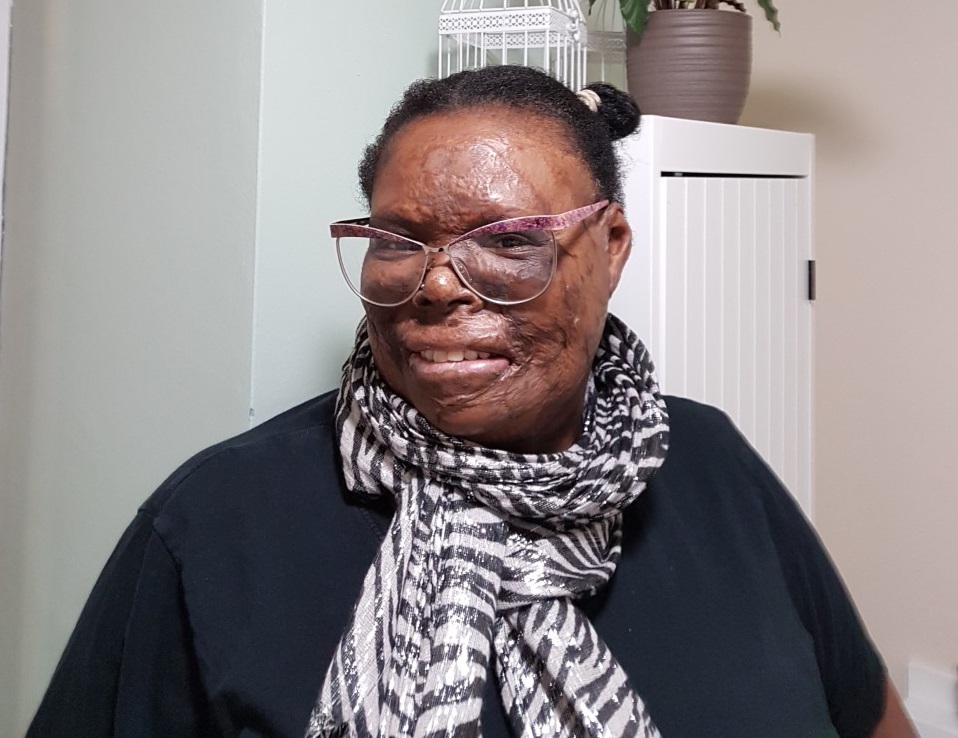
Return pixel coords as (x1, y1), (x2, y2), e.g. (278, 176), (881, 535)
(807, 260), (816, 302)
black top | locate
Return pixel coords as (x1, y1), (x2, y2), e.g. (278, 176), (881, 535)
(27, 393), (886, 738)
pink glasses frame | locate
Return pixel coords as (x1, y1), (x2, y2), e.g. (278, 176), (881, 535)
(329, 199), (610, 306)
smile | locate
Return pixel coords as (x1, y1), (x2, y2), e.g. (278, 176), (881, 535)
(419, 349), (492, 363)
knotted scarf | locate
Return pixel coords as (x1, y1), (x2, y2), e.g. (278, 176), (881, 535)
(306, 314), (669, 738)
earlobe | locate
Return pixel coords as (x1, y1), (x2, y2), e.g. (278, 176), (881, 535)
(603, 202), (632, 294)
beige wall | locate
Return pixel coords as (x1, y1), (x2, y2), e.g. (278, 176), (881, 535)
(742, 0), (958, 689)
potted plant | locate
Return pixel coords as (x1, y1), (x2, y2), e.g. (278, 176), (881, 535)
(610, 0), (780, 37)
(590, 0), (781, 124)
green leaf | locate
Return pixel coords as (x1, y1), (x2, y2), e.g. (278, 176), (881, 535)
(755, 0), (781, 31)
(619, 0), (650, 35)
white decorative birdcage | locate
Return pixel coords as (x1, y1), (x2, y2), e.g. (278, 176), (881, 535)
(584, 0), (626, 88)
(438, 0), (589, 91)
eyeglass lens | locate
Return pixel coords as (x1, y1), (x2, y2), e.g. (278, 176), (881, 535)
(336, 229), (557, 306)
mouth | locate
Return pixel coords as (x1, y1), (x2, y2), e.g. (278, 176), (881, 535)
(408, 345), (512, 383)
(419, 348), (492, 363)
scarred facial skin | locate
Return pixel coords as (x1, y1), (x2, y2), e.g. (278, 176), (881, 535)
(365, 107), (632, 454)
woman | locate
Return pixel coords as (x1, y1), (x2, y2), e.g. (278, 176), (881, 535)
(28, 66), (913, 737)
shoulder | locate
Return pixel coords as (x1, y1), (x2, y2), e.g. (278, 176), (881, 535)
(143, 390), (338, 506)
(655, 395), (763, 498)
(640, 395), (802, 554)
(95, 391), (387, 733)
(138, 390), (349, 539)
(661, 394), (751, 459)
(133, 387), (388, 609)
(610, 397), (885, 735)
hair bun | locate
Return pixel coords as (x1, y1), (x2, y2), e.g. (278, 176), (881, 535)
(583, 82), (641, 141)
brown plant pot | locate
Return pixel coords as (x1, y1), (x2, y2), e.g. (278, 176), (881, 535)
(626, 9), (752, 124)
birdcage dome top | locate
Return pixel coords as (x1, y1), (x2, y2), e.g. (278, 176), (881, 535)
(438, 0), (589, 90)
(440, 0), (585, 18)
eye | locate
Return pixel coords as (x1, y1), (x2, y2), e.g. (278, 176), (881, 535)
(369, 237), (420, 254)
(483, 231), (551, 250)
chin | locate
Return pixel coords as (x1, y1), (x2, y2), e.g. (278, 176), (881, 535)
(422, 406), (499, 444)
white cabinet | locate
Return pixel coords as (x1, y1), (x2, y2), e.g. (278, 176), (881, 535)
(611, 116), (815, 515)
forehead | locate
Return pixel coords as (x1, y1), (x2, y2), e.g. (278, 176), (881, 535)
(370, 108), (594, 223)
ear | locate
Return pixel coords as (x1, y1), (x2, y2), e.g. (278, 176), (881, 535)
(602, 202), (632, 295)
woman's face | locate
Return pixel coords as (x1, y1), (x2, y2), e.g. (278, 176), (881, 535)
(364, 107), (632, 454)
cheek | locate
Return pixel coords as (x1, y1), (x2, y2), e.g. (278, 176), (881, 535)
(569, 253), (609, 354)
(532, 266), (606, 402)
(505, 258), (600, 383)
(505, 310), (572, 368)
(364, 312), (405, 386)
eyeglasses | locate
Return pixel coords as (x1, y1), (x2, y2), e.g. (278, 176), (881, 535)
(330, 200), (609, 307)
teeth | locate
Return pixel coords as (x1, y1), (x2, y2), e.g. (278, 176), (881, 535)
(420, 349), (492, 363)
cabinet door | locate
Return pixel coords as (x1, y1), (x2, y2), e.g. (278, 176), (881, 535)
(614, 175), (813, 514)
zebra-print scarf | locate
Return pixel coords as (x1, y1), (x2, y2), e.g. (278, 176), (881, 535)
(306, 314), (669, 738)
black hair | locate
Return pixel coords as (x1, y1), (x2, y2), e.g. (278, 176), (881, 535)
(358, 65), (640, 207)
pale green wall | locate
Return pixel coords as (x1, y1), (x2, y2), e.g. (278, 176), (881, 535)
(0, 1), (438, 733)
(250, 0), (437, 421)
(0, 0), (261, 735)
(0, 2), (264, 731)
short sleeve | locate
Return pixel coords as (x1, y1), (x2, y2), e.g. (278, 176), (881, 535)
(26, 511), (213, 737)
(736, 440), (887, 738)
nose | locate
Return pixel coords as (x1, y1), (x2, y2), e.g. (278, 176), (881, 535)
(412, 250), (482, 311)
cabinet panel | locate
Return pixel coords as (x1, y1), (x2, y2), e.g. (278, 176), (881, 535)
(613, 118), (814, 514)
(704, 179), (725, 407)
(738, 179), (758, 446)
